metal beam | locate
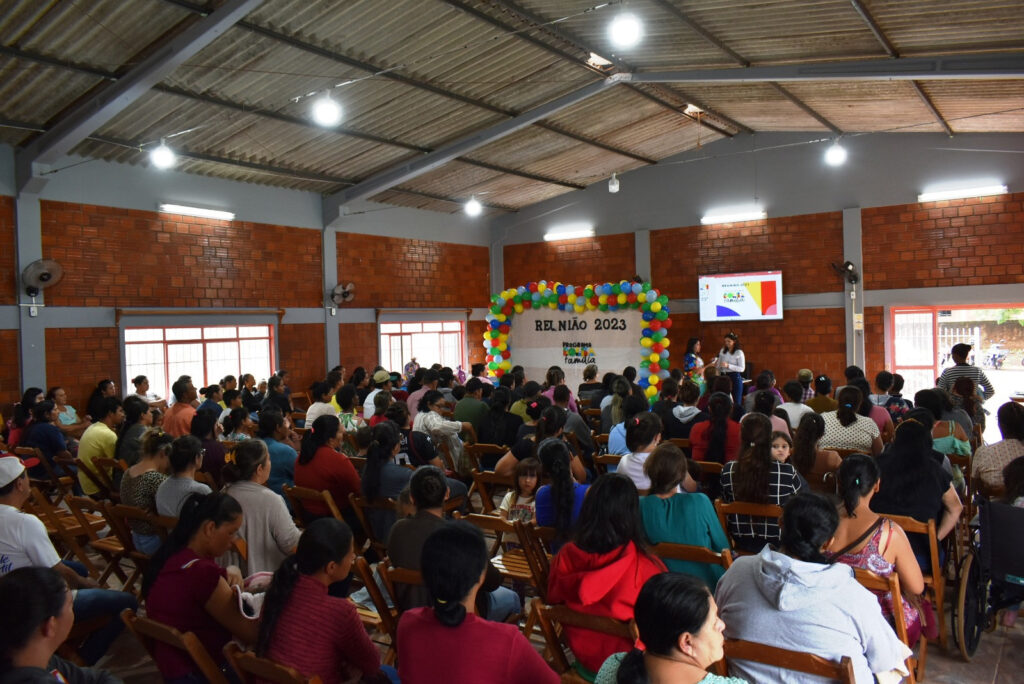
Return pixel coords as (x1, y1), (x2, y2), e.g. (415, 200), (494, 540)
(15, 0), (263, 190)
(631, 53), (1024, 83)
(909, 81), (954, 137)
(3, 45), (583, 192)
(768, 83), (842, 134)
(162, 0), (652, 165)
(324, 76), (624, 221)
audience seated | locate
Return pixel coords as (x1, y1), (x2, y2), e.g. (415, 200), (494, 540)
(77, 397), (125, 496)
(553, 384), (595, 459)
(973, 402), (1024, 489)
(256, 409), (297, 500)
(790, 413), (841, 490)
(820, 386), (882, 455)
(221, 406), (254, 442)
(453, 378), (489, 435)
(259, 519), (393, 684)
(742, 371), (781, 414)
(689, 393), (740, 464)
(745, 389), (789, 435)
(498, 457), (540, 532)
(412, 390), (472, 473)
(189, 411), (226, 486)
(600, 376), (631, 432)
(577, 364), (603, 403)
(608, 395), (653, 457)
(240, 374), (264, 413)
(937, 342), (995, 401)
(671, 380), (709, 438)
(716, 493), (912, 683)
(535, 439), (590, 547)
(143, 492), (256, 681)
(21, 401), (71, 479)
(120, 429), (173, 554)
(47, 386), (91, 441)
(397, 522), (556, 684)
(369, 390), (394, 427)
(720, 414), (803, 553)
(831, 454), (926, 645)
(882, 373), (914, 424)
(334, 384), (365, 432)
(85, 380), (117, 425)
(639, 444), (729, 588)
(476, 387), (523, 449)
(915, 388), (972, 457)
(0, 567), (121, 684)
(363, 371), (394, 418)
(541, 367), (579, 413)
(116, 396), (152, 467)
(509, 381), (542, 423)
(196, 385), (223, 418)
(618, 413), (665, 491)
(547, 473), (665, 676)
(778, 380), (813, 430)
(951, 376), (986, 430)
(805, 374), (838, 414)
(871, 418), (962, 571)
(221, 440), (301, 575)
(304, 381), (337, 425)
(0, 455), (137, 666)
(595, 573), (744, 684)
(495, 405), (585, 482)
(156, 435), (212, 517)
(361, 422), (412, 541)
(294, 415), (361, 527)
(163, 378), (197, 438)
(131, 375), (167, 410)
(262, 375), (293, 417)
(848, 377), (894, 443)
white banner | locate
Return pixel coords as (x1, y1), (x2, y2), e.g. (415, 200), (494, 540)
(508, 307), (643, 390)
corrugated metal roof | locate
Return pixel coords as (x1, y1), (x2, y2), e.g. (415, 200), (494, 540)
(1, 0), (1021, 215)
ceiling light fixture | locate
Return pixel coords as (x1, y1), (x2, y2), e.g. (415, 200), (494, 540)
(587, 52), (613, 68)
(545, 222), (595, 242)
(684, 104), (704, 115)
(149, 140), (176, 169)
(824, 141), (847, 167)
(464, 196), (483, 217)
(608, 13), (642, 49)
(608, 173), (620, 193)
(311, 94), (343, 127)
(159, 203), (235, 221)
(700, 207), (767, 225)
(917, 183), (1008, 203)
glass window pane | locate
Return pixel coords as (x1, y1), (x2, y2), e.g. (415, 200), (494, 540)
(167, 344), (205, 387)
(204, 327), (237, 339)
(239, 340), (272, 384)
(124, 328), (163, 342)
(893, 312), (934, 367)
(238, 326), (270, 338)
(166, 328), (201, 341)
(440, 332), (461, 369)
(443, 321), (462, 332)
(380, 324), (401, 334)
(205, 341), (240, 387)
(422, 322), (443, 332)
(401, 323), (422, 333)
(125, 343), (167, 399)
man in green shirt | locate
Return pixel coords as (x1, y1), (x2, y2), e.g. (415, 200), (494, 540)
(454, 378), (489, 437)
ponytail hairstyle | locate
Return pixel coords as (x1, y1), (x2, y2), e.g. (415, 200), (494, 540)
(733, 413), (773, 504)
(510, 457), (541, 507)
(791, 413), (825, 479)
(309, 381), (332, 404)
(221, 440), (269, 484)
(114, 395), (150, 458)
(545, 366), (565, 389)
(574, 473), (650, 555)
(535, 405), (567, 445)
(625, 412), (662, 453)
(523, 395), (551, 423)
(753, 389), (776, 417)
(421, 521), (488, 628)
(372, 389), (394, 417)
(849, 377), (873, 417)
(0, 567), (69, 670)
(780, 492), (838, 564)
(299, 415), (341, 465)
(952, 377), (979, 420)
(256, 408), (285, 439)
(609, 376), (631, 425)
(142, 492), (242, 597)
(997, 401), (1024, 443)
(538, 438), (575, 541)
(168, 435), (203, 474)
(835, 386), (862, 427)
(222, 407), (250, 436)
(257, 518), (353, 655)
(417, 389), (444, 414)
(706, 392), (733, 464)
(617, 573), (714, 684)
(361, 421), (402, 500)
(140, 427), (175, 460)
(837, 453), (880, 517)
(383, 400), (411, 429)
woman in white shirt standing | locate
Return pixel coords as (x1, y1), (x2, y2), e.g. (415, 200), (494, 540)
(716, 332), (745, 408)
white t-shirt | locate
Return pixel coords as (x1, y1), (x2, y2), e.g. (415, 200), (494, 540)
(0, 504), (60, 575)
(778, 402), (814, 429)
(304, 402), (338, 424)
(363, 388), (382, 418)
(618, 451), (652, 491)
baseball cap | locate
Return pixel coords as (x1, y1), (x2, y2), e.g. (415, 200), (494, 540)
(372, 370), (392, 385)
(0, 455), (39, 489)
(797, 369), (813, 382)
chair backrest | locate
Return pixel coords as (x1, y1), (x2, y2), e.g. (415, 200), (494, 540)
(282, 484), (343, 526)
(885, 514), (940, 586)
(27, 487), (102, 578)
(714, 499), (784, 553)
(853, 568), (912, 649)
(95, 456), (127, 474)
(593, 452), (621, 475)
(534, 599), (639, 675)
(195, 470), (218, 491)
(831, 448), (864, 461)
(651, 542), (733, 570)
(352, 557), (398, 651)
(16, 446), (73, 504)
(668, 437), (691, 449)
(470, 469), (515, 514)
(456, 512), (513, 555)
(514, 520), (552, 601)
(121, 609), (229, 684)
(223, 642), (323, 684)
(74, 457), (115, 500)
(463, 443), (507, 471)
(104, 503), (146, 554)
(714, 638), (856, 683)
(379, 558), (424, 619)
(348, 493), (395, 557)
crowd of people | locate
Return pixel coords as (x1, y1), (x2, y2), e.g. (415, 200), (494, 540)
(1, 336), (1023, 683)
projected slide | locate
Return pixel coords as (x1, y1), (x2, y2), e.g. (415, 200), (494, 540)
(698, 271), (783, 321)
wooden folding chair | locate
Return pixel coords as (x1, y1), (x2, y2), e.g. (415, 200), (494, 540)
(15, 446), (74, 505)
(534, 598), (639, 682)
(651, 542), (733, 571)
(102, 503), (160, 594)
(694, 460), (723, 492)
(593, 452), (621, 475)
(713, 638), (855, 683)
(463, 443), (507, 472)
(74, 457), (117, 500)
(282, 485), (344, 527)
(224, 642), (323, 684)
(583, 408), (602, 432)
(854, 568), (920, 682)
(888, 514), (946, 652)
(668, 437), (691, 450)
(121, 609), (228, 684)
(830, 448), (864, 461)
(353, 557), (399, 665)
(469, 469), (514, 514)
(713, 499), (784, 555)
(195, 470), (218, 491)
(348, 493), (395, 558)
(26, 486), (106, 580)
(64, 495), (130, 586)
(456, 513), (532, 583)
(514, 521), (556, 638)
(290, 392), (312, 411)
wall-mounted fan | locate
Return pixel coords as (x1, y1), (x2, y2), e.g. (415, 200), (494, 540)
(21, 259), (64, 297)
(830, 260), (859, 285)
(330, 282), (356, 305)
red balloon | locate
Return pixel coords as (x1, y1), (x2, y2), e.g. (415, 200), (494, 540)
(528, 282), (538, 293)
(652, 343), (663, 353)
(590, 296), (599, 306)
(650, 363), (661, 374)
(627, 293), (637, 303)
(558, 295), (568, 304)
(662, 318), (673, 328)
(502, 350), (511, 359)
(495, 368), (505, 377)
(502, 305), (512, 316)
(523, 300), (532, 309)
(650, 320), (662, 331)
(499, 324), (510, 334)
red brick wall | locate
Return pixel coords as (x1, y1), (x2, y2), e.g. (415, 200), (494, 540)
(651, 212), (844, 299)
(339, 323), (379, 373)
(337, 233), (489, 308)
(503, 234), (636, 289)
(862, 192), (1024, 290)
(44, 327), (121, 407)
(0, 330), (19, 403)
(0, 196), (16, 304)
(278, 323), (325, 393)
(864, 306), (885, 375)
(40, 201), (322, 308)
(668, 308), (847, 386)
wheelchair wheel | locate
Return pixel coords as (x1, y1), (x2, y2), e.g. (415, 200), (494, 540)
(953, 552), (989, 660)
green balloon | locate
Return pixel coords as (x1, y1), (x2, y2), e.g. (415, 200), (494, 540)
(657, 310), (669, 320)
(490, 305), (500, 314)
(599, 303), (609, 311)
(658, 295), (668, 305)
(488, 362), (498, 370)
(584, 287), (594, 298)
(642, 303), (651, 312)
(642, 283), (651, 292)
(652, 331), (665, 341)
(640, 360), (651, 368)
(611, 284), (621, 295)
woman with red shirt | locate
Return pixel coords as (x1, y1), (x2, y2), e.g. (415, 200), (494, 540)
(294, 415), (361, 528)
(689, 392), (741, 464)
(547, 473), (665, 677)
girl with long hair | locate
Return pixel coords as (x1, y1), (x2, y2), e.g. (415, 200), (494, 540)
(683, 337), (706, 396)
(495, 404), (585, 482)
(849, 377), (895, 443)
(222, 406), (255, 441)
(715, 333), (744, 407)
(155, 435), (212, 517)
(547, 474), (666, 675)
(7, 387), (43, 448)
(820, 386), (882, 455)
(498, 457), (540, 527)
(602, 376), (632, 433)
(360, 421), (411, 542)
(689, 392), (740, 464)
(720, 414), (803, 552)
(294, 414), (361, 527)
(116, 395), (153, 466)
(790, 412), (841, 492)
(541, 366), (578, 413)
(534, 439), (589, 545)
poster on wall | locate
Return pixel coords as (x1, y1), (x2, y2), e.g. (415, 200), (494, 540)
(508, 308), (642, 391)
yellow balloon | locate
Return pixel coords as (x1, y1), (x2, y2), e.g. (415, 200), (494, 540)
(498, 343), (507, 352)
(496, 314), (506, 322)
(548, 301), (557, 309)
(649, 353), (660, 363)
(650, 301), (662, 313)
(567, 293), (576, 303)
(514, 304), (524, 314)
(645, 385), (658, 397)
(575, 305), (585, 314)
(500, 360), (512, 370)
(637, 292), (647, 303)
(598, 294), (608, 305)
(662, 338), (670, 348)
(617, 293), (627, 304)
(640, 337), (653, 348)
(538, 282), (547, 292)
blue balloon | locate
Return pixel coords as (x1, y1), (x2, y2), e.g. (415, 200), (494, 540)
(517, 286), (527, 295)
(642, 328), (653, 337)
(642, 312), (654, 321)
(556, 284), (565, 295)
(638, 377), (649, 388)
(658, 370), (670, 380)
(632, 282), (642, 294)
(660, 349), (670, 359)
(638, 366), (651, 378)
(531, 291), (541, 300)
(490, 319), (500, 329)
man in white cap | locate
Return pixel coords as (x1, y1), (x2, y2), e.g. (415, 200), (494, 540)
(362, 369), (394, 418)
(0, 455), (136, 664)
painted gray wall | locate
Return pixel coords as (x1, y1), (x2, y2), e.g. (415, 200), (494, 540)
(490, 131), (1024, 244)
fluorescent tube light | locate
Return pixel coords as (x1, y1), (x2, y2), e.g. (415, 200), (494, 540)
(544, 223), (595, 242)
(701, 208), (766, 225)
(159, 203), (235, 221)
(917, 184), (1007, 203)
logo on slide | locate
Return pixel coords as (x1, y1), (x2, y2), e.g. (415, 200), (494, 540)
(562, 343), (597, 365)
(715, 280), (778, 317)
